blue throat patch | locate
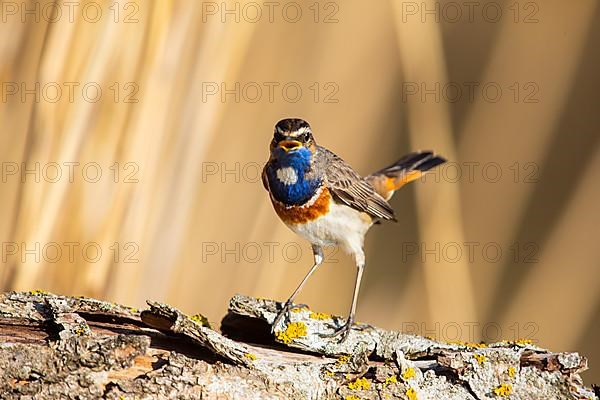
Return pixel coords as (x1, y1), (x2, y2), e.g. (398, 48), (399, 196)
(266, 147), (321, 206)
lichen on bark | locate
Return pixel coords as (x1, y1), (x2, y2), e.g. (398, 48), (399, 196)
(0, 291), (597, 400)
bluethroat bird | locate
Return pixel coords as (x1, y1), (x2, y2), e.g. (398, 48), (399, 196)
(262, 118), (446, 342)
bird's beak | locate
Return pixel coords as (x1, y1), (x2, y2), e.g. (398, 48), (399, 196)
(278, 140), (302, 152)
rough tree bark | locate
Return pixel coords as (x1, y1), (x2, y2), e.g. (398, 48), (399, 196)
(0, 291), (597, 399)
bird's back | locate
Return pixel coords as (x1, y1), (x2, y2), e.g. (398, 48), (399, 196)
(313, 145), (397, 221)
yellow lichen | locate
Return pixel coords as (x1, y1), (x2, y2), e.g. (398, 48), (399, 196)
(494, 383), (512, 397)
(325, 370), (335, 377)
(336, 355), (350, 365)
(344, 396), (361, 400)
(384, 375), (398, 386)
(507, 366), (516, 378)
(275, 322), (308, 344)
(402, 368), (416, 380)
(309, 311), (330, 320)
(447, 340), (487, 348)
(189, 314), (211, 328)
(291, 306), (308, 313)
(502, 338), (533, 347)
(74, 327), (87, 336)
(406, 387), (418, 400)
(468, 342), (488, 348)
(473, 354), (487, 365)
(515, 338), (533, 346)
(29, 289), (48, 296)
(347, 377), (370, 390)
(244, 353), (257, 361)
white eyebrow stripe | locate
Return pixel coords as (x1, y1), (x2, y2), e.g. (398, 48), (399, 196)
(289, 126), (311, 136)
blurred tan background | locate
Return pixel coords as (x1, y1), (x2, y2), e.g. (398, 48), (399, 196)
(1, 0), (599, 382)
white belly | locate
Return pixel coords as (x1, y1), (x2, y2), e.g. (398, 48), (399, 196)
(286, 199), (373, 260)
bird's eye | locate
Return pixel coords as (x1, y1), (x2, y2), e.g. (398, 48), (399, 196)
(300, 133), (310, 142)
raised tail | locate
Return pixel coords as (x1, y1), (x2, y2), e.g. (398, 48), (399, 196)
(366, 151), (446, 200)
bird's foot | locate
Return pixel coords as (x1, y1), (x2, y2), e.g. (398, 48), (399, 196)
(271, 300), (308, 333)
(352, 322), (371, 332)
(319, 319), (354, 343)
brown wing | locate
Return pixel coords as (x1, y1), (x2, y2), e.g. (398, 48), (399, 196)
(319, 147), (396, 221)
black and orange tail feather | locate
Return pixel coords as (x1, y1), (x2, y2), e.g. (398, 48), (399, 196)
(367, 151), (446, 200)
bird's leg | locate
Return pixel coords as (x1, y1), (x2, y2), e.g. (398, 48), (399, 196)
(271, 245), (323, 333)
(321, 252), (365, 342)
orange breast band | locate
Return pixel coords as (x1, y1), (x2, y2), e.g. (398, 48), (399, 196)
(272, 187), (331, 224)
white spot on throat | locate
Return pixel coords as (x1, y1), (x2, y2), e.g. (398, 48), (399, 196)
(276, 166), (298, 185)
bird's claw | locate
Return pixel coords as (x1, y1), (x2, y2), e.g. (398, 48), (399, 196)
(319, 319), (354, 342)
(271, 300), (297, 333)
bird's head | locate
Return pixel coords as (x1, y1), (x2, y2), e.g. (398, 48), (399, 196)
(270, 118), (316, 155)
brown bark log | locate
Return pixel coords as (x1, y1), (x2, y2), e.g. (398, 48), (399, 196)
(0, 291), (596, 400)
